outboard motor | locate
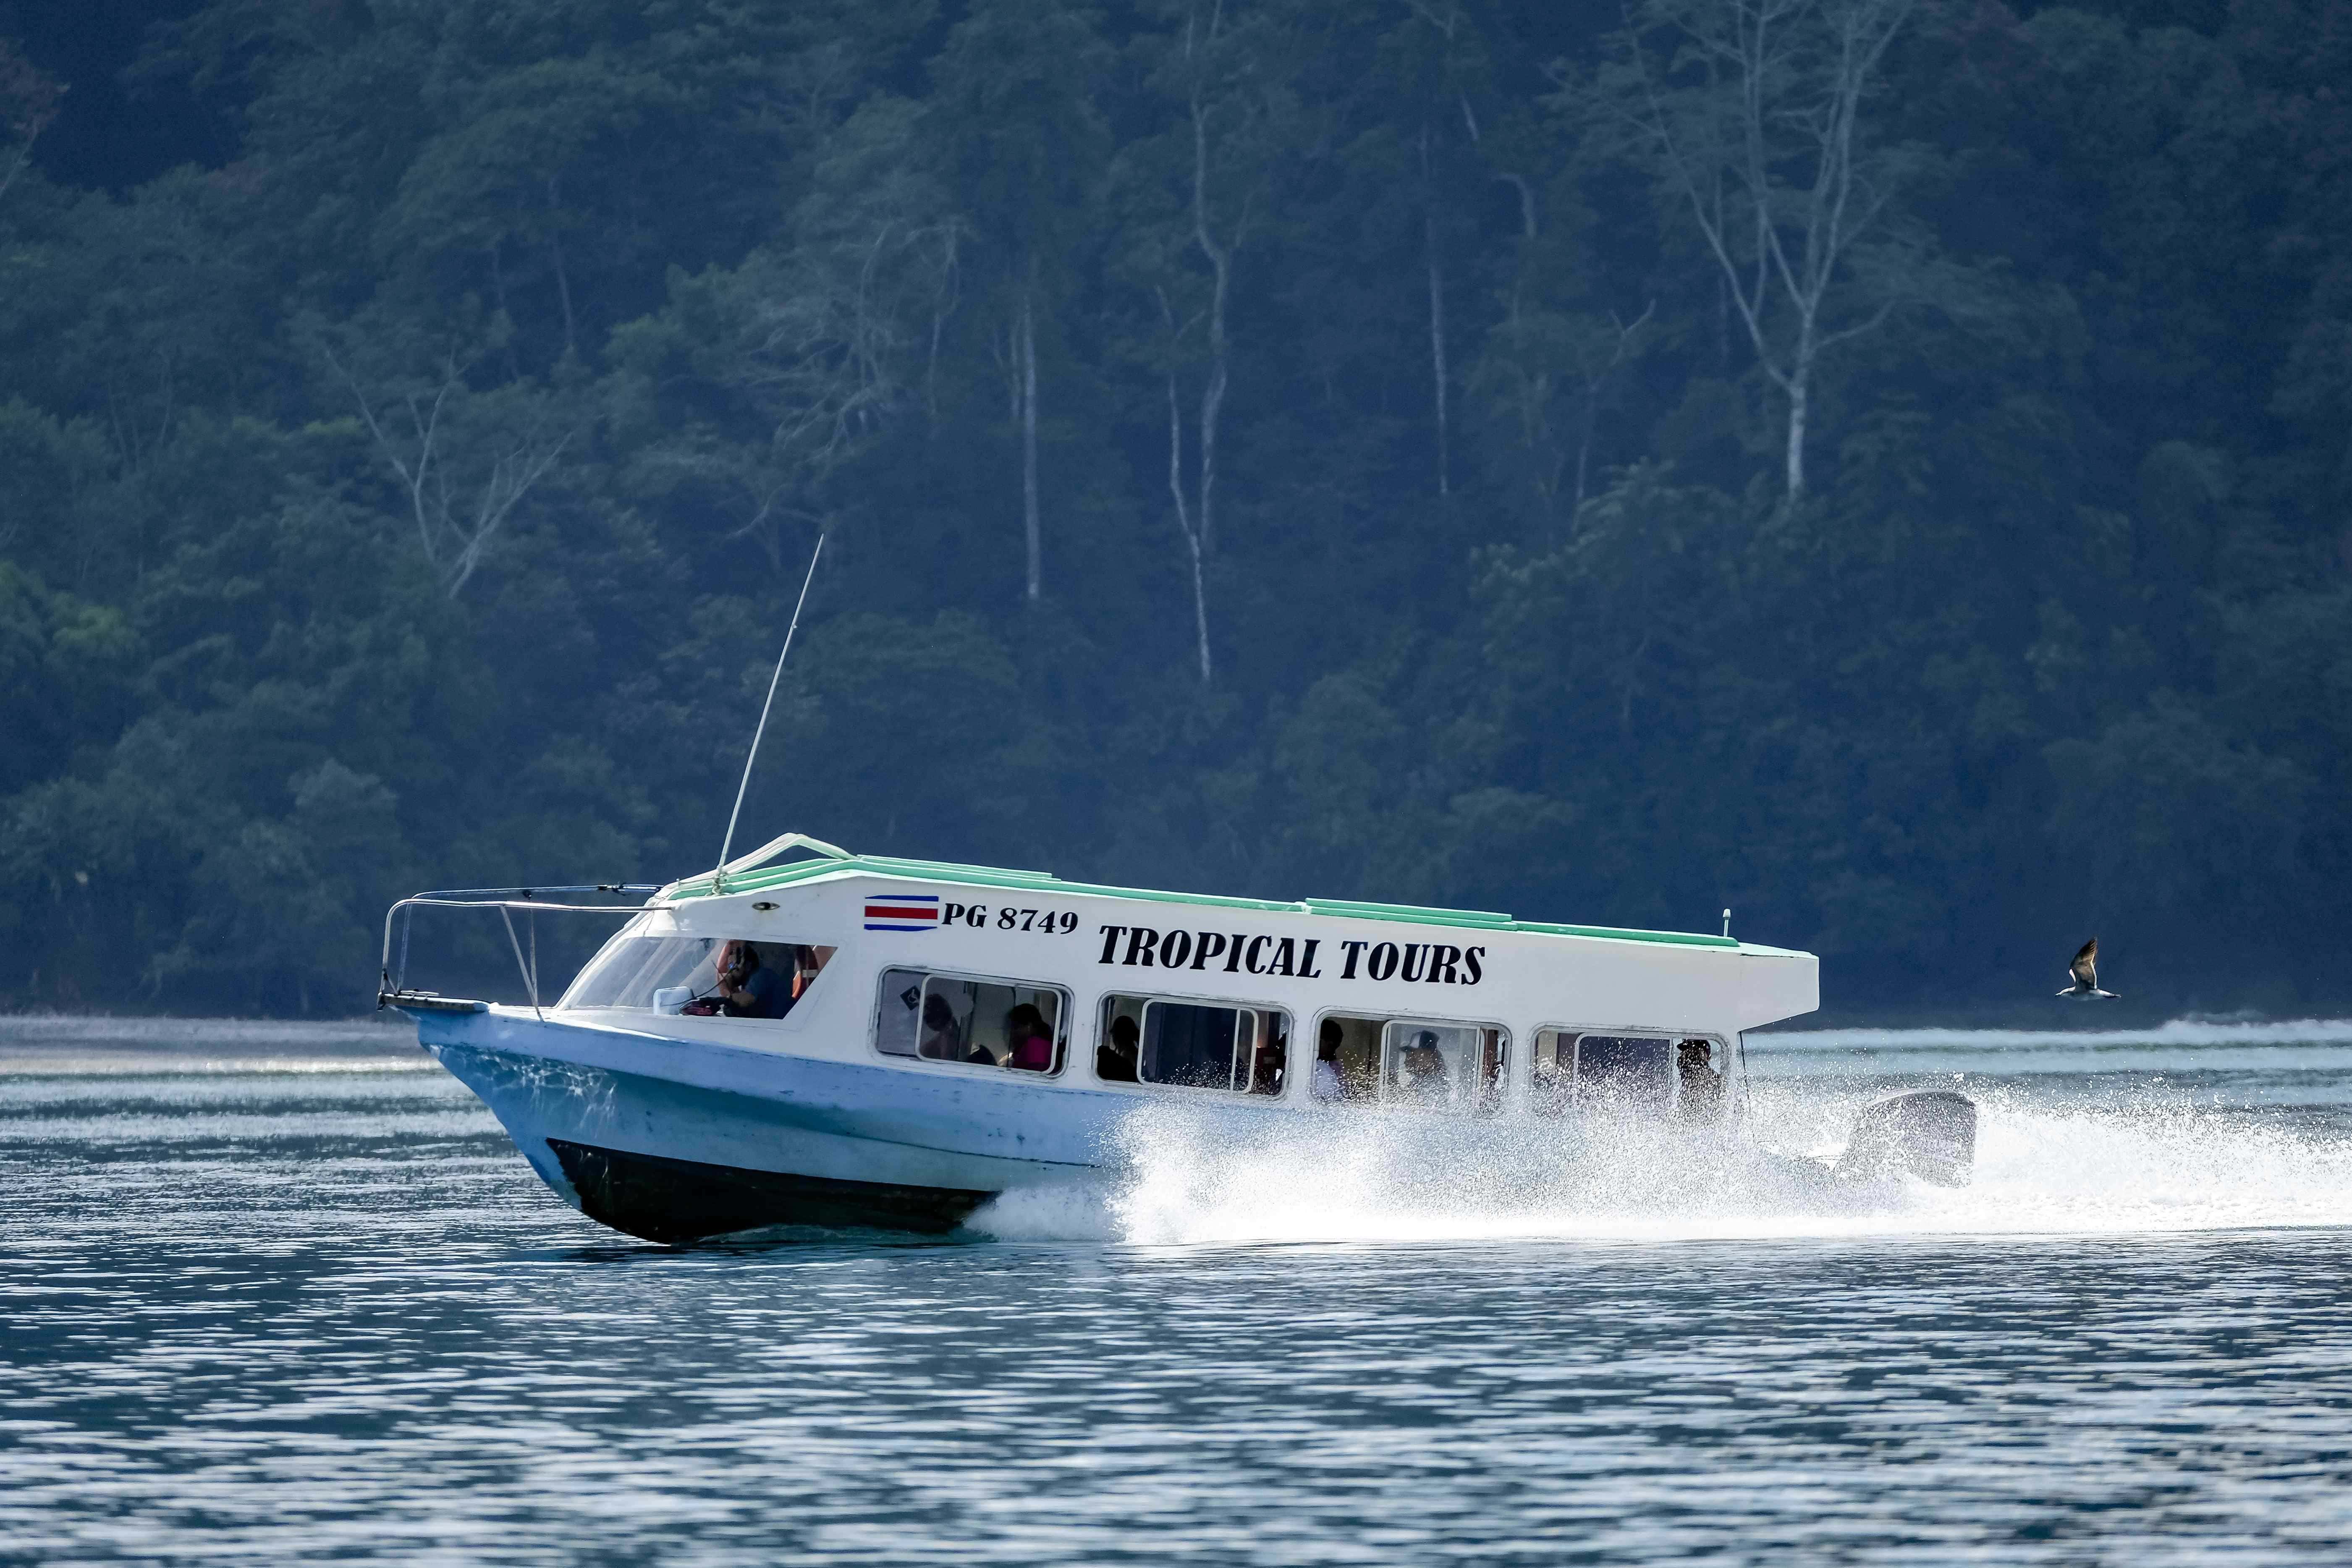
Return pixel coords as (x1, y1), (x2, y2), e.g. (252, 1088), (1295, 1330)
(1835, 1091), (1977, 1187)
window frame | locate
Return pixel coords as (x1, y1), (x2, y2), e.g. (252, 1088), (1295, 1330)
(870, 963), (1074, 1079)
(1309, 1008), (1512, 1115)
(1096, 987), (1295, 1099)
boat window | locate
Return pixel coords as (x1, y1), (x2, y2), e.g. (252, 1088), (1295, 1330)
(562, 933), (834, 1017)
(1098, 994), (1289, 1094)
(1379, 1021), (1501, 1113)
(1530, 1030), (1676, 1115)
(875, 968), (1067, 1074)
(1579, 1035), (1674, 1112)
(1317, 1013), (1506, 1114)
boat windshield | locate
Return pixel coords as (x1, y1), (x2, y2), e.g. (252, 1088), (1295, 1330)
(561, 928), (835, 1016)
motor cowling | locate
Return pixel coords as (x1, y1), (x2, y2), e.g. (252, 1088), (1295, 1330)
(1835, 1090), (1977, 1188)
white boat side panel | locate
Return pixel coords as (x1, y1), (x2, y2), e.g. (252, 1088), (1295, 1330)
(589, 873), (1819, 1066)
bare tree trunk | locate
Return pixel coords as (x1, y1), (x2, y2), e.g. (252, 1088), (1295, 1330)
(925, 221), (962, 425)
(1191, 89), (1230, 558)
(489, 239), (521, 380)
(1421, 131), (1450, 497)
(1496, 171), (1537, 241)
(1019, 287), (1041, 603)
(1573, 397), (1596, 523)
(1427, 246), (1450, 498)
(1158, 0), (1270, 673)
(1166, 372), (1213, 684)
(549, 234), (577, 357)
(0, 47), (62, 214)
(1572, 304), (1654, 521)
(547, 178), (577, 358)
(1785, 357), (1808, 498)
(0, 139), (37, 208)
(1197, 350), (1224, 563)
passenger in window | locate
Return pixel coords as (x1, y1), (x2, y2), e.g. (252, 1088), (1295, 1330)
(714, 941), (785, 1019)
(1532, 1044), (1567, 1108)
(1678, 1039), (1723, 1120)
(1249, 1029), (1286, 1096)
(1005, 1003), (1055, 1072)
(1097, 1014), (1140, 1083)
(1311, 1019), (1346, 1103)
(1397, 1031), (1449, 1104)
(783, 945), (816, 1008)
(918, 993), (966, 1060)
(1477, 1031), (1506, 1116)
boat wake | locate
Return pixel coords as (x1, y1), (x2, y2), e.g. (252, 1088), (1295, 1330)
(972, 1037), (2352, 1246)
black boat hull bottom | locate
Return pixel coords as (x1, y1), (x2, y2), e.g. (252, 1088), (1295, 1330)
(546, 1138), (997, 1243)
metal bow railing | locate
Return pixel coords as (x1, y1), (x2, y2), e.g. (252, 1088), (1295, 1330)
(378, 885), (660, 1021)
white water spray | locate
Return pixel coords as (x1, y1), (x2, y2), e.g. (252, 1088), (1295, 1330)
(972, 1021), (2352, 1246)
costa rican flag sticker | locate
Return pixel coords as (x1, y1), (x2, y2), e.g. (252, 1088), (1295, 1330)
(864, 892), (941, 932)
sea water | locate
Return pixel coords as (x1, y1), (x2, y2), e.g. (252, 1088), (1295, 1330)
(4, 1016), (2352, 1564)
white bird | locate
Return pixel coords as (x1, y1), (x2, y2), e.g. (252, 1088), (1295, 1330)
(2057, 936), (2119, 999)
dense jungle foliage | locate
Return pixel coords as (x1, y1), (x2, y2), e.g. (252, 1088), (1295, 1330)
(0, 0), (2346, 1014)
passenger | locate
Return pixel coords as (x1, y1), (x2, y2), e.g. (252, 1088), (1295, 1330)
(917, 993), (965, 1060)
(1250, 1033), (1286, 1095)
(1476, 1033), (1506, 1115)
(713, 941), (783, 1019)
(1005, 1003), (1055, 1072)
(1311, 1019), (1345, 1103)
(783, 945), (817, 1009)
(1532, 1044), (1567, 1109)
(1399, 1030), (1449, 1104)
(1096, 1014), (1140, 1083)
(1677, 1038), (1723, 1120)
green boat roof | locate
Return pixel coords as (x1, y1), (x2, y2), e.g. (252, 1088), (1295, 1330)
(662, 838), (1742, 950)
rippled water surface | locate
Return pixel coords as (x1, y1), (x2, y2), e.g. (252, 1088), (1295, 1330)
(6, 1016), (2352, 1564)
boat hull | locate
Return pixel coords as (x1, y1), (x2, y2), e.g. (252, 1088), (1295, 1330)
(546, 1139), (992, 1241)
(417, 1008), (1112, 1242)
(412, 1007), (1958, 1244)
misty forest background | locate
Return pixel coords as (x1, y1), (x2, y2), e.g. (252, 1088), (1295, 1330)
(1, 0), (2347, 1015)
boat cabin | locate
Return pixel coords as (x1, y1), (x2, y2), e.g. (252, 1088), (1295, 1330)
(538, 836), (1816, 1127)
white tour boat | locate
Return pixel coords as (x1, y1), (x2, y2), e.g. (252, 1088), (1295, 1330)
(381, 831), (1976, 1242)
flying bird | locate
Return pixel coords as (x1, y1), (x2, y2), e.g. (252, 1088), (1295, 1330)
(2057, 936), (2119, 999)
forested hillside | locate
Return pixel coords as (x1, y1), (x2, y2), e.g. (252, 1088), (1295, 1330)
(1, 0), (2345, 1013)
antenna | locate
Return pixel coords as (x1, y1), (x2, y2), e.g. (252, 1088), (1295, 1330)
(715, 532), (826, 888)
(1722, 907), (1732, 938)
